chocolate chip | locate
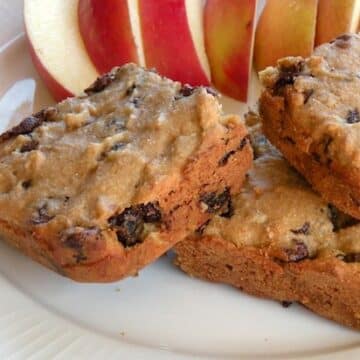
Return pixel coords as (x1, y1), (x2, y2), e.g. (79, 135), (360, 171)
(335, 40), (351, 49)
(0, 108), (56, 143)
(290, 222), (310, 235)
(303, 89), (314, 104)
(284, 136), (296, 145)
(220, 197), (234, 218)
(342, 253), (360, 263)
(218, 150), (236, 166)
(130, 98), (140, 107)
(284, 241), (309, 262)
(336, 34), (352, 41)
(179, 84), (195, 97)
(196, 219), (211, 235)
(312, 152), (321, 163)
(61, 228), (101, 263)
(279, 61), (305, 75)
(218, 136), (249, 166)
(63, 228), (100, 251)
(74, 253), (88, 263)
(108, 118), (125, 132)
(205, 87), (218, 97)
(1, 117), (42, 142)
(111, 143), (127, 151)
(108, 202), (162, 247)
(328, 204), (359, 231)
(141, 202), (162, 223)
(281, 301), (293, 308)
(126, 84), (136, 96)
(109, 207), (144, 247)
(334, 35), (352, 49)
(200, 187), (231, 214)
(22, 180), (32, 189)
(310, 136), (333, 166)
(84, 73), (116, 95)
(38, 107), (58, 122)
(346, 109), (360, 124)
(20, 139), (39, 153)
(238, 135), (250, 151)
(274, 74), (295, 94)
(274, 61), (305, 95)
(31, 204), (55, 225)
(175, 84), (215, 100)
(225, 264), (233, 271)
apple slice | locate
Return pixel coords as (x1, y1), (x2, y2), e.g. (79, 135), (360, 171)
(254, 0), (318, 71)
(138, 0), (210, 85)
(316, 0), (360, 45)
(24, 0), (99, 101)
(78, 0), (140, 74)
(204, 0), (257, 102)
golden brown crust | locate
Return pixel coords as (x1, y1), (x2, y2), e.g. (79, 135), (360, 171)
(260, 90), (360, 219)
(174, 235), (360, 329)
(258, 35), (360, 218)
(0, 122), (252, 282)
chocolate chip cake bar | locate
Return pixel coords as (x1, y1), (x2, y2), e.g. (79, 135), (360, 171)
(175, 112), (360, 329)
(0, 64), (252, 282)
(260, 33), (360, 219)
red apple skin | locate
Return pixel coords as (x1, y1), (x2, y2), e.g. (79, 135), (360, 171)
(27, 36), (73, 102)
(138, 0), (210, 86)
(78, 0), (138, 74)
(204, 0), (256, 102)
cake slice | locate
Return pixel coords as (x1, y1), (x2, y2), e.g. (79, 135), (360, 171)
(175, 112), (360, 329)
(260, 33), (360, 219)
(0, 64), (252, 282)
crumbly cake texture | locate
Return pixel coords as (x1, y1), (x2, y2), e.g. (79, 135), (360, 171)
(175, 113), (360, 329)
(259, 33), (360, 219)
(0, 63), (252, 282)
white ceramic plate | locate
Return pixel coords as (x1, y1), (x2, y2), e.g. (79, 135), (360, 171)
(1, 2), (360, 359)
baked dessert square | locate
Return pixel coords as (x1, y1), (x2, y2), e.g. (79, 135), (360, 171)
(259, 33), (360, 219)
(175, 112), (360, 329)
(0, 63), (252, 282)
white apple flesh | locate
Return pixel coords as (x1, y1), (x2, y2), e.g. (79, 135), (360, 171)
(25, 0), (99, 100)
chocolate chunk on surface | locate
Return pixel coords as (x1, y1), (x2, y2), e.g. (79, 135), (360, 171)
(200, 188), (231, 214)
(84, 73), (116, 95)
(346, 109), (360, 124)
(291, 222), (310, 235)
(343, 253), (360, 263)
(109, 202), (162, 247)
(218, 150), (236, 166)
(303, 89), (314, 104)
(140, 202), (162, 223)
(281, 301), (293, 308)
(31, 204), (55, 225)
(284, 241), (309, 262)
(179, 84), (195, 97)
(22, 180), (32, 189)
(273, 60), (305, 95)
(63, 228), (100, 250)
(20, 139), (39, 153)
(218, 136), (250, 166)
(0, 117), (42, 142)
(196, 219), (211, 235)
(0, 107), (57, 142)
(328, 205), (359, 231)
